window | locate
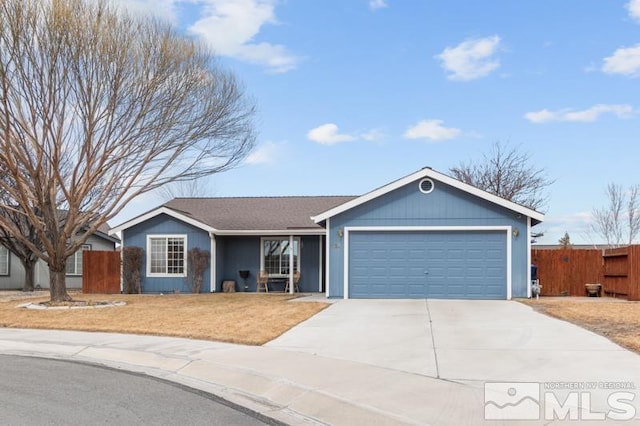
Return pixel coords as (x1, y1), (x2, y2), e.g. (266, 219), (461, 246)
(0, 246), (9, 276)
(66, 244), (91, 276)
(261, 238), (300, 276)
(147, 235), (187, 277)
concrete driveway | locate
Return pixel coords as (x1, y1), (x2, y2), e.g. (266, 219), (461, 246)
(267, 299), (640, 385)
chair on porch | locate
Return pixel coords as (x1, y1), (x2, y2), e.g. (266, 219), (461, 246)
(256, 271), (269, 293)
(284, 272), (301, 293)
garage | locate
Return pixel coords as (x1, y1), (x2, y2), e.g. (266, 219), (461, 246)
(349, 230), (507, 299)
(312, 168), (544, 299)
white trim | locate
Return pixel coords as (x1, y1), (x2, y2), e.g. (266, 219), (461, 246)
(213, 229), (323, 236)
(119, 239), (124, 293)
(342, 226), (512, 300)
(325, 218), (330, 298)
(343, 228), (350, 299)
(318, 235), (323, 292)
(110, 207), (216, 235)
(66, 244), (91, 276)
(312, 168), (545, 224)
(289, 235), (294, 294)
(146, 234), (188, 278)
(527, 217), (532, 299)
(210, 233), (216, 293)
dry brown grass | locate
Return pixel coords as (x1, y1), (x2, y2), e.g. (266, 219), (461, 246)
(521, 298), (640, 353)
(0, 293), (328, 345)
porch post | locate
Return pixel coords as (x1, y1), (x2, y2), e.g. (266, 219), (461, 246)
(209, 232), (216, 292)
(318, 234), (323, 292)
(289, 234), (294, 294)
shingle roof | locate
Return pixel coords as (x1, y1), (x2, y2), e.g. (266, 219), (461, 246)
(163, 196), (357, 231)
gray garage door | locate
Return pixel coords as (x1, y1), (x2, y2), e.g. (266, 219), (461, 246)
(349, 231), (507, 299)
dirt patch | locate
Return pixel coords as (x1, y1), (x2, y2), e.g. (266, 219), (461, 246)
(0, 293), (329, 345)
(521, 298), (640, 353)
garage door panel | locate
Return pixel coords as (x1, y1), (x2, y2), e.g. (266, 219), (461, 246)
(349, 231), (507, 299)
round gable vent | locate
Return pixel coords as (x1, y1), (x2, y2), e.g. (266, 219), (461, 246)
(419, 178), (435, 194)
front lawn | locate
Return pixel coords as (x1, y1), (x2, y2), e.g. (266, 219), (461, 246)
(0, 293), (328, 345)
(522, 298), (640, 353)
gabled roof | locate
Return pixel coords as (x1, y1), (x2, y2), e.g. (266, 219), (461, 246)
(110, 196), (357, 236)
(311, 167), (545, 225)
(94, 223), (120, 244)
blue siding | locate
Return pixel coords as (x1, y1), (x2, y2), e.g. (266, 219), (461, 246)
(123, 221), (324, 294)
(216, 235), (322, 292)
(328, 178), (530, 298)
(123, 214), (211, 293)
(217, 236), (260, 291)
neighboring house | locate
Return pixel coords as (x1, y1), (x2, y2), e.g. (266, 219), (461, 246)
(111, 168), (544, 299)
(0, 225), (119, 290)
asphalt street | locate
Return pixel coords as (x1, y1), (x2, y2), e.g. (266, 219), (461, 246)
(0, 355), (273, 426)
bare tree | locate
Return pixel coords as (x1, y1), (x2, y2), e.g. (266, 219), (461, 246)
(156, 177), (215, 202)
(591, 183), (640, 247)
(449, 142), (553, 211)
(0, 210), (42, 292)
(0, 0), (255, 301)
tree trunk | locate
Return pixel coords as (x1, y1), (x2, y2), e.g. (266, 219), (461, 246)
(49, 265), (72, 302)
(21, 258), (37, 292)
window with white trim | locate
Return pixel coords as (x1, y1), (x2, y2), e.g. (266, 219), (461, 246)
(0, 246), (9, 276)
(261, 238), (300, 276)
(66, 244), (91, 276)
(147, 235), (187, 277)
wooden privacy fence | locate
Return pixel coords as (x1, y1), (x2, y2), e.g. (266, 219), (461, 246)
(82, 250), (121, 294)
(531, 249), (603, 297)
(532, 246), (640, 300)
(602, 246), (640, 300)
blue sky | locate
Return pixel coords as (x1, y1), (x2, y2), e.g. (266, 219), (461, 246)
(111, 0), (640, 245)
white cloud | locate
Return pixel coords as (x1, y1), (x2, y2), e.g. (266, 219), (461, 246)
(403, 119), (461, 141)
(307, 124), (386, 145)
(627, 0), (640, 22)
(369, 0), (388, 11)
(524, 104), (634, 123)
(361, 128), (385, 141)
(245, 141), (281, 164)
(436, 35), (501, 81)
(188, 0), (300, 73)
(307, 124), (356, 145)
(602, 44), (640, 77)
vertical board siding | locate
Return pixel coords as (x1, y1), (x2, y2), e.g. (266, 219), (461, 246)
(123, 214), (211, 293)
(82, 251), (121, 294)
(329, 178), (531, 298)
(531, 249), (603, 296)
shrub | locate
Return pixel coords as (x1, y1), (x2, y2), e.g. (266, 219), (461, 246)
(187, 248), (210, 293)
(122, 246), (144, 294)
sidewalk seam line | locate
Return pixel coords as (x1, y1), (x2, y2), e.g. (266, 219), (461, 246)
(425, 299), (440, 379)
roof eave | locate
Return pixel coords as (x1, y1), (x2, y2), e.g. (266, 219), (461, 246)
(109, 206), (217, 235)
(213, 229), (325, 236)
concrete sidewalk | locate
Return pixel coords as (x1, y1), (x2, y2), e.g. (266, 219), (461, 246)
(0, 328), (486, 425)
